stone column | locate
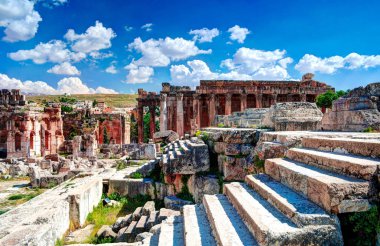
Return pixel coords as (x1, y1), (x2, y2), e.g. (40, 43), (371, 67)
(256, 94), (263, 108)
(176, 93), (184, 137)
(209, 94), (216, 126)
(149, 106), (156, 140)
(225, 93), (232, 115)
(301, 94), (307, 102)
(241, 93), (247, 112)
(193, 94), (200, 129)
(137, 106), (144, 143)
(287, 94), (293, 102)
(272, 94), (278, 106)
(159, 94), (167, 132)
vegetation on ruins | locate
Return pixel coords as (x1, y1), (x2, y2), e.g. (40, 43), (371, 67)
(83, 193), (157, 244)
(115, 160), (127, 170)
(253, 154), (265, 172)
(143, 106), (160, 143)
(103, 127), (109, 144)
(130, 114), (138, 143)
(195, 130), (209, 142)
(61, 105), (74, 113)
(316, 90), (348, 109)
(176, 175), (194, 202)
(129, 172), (143, 179)
(340, 205), (380, 245)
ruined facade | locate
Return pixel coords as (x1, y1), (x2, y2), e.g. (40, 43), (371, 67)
(137, 74), (333, 142)
(0, 90), (64, 158)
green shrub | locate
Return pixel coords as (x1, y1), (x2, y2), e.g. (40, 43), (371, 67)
(363, 127), (374, 133)
(130, 172), (143, 179)
(217, 123), (225, 128)
(176, 175), (194, 202)
(116, 160), (127, 170)
(254, 154), (265, 171)
(340, 205), (380, 246)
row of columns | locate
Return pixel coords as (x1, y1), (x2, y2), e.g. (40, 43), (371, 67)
(139, 92), (311, 143)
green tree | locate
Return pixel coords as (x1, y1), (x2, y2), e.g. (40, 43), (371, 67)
(130, 114), (138, 143)
(92, 99), (98, 107)
(61, 105), (73, 113)
(103, 127), (109, 144)
(316, 90), (348, 109)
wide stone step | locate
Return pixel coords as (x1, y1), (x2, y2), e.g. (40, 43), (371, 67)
(183, 205), (217, 246)
(245, 174), (337, 227)
(203, 194), (257, 246)
(301, 137), (380, 158)
(265, 158), (371, 213)
(287, 148), (380, 180)
(224, 182), (332, 245)
(158, 216), (184, 246)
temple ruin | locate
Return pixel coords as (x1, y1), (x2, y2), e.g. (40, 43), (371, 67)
(0, 89), (64, 158)
(137, 73), (333, 142)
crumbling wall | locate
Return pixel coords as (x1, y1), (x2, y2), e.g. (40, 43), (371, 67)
(322, 83), (380, 131)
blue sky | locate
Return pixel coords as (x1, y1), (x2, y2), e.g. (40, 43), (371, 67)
(0, 0), (380, 94)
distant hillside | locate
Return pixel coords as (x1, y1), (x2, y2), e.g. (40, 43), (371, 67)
(27, 94), (138, 108)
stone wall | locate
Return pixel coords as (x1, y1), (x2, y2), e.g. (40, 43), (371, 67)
(262, 102), (323, 131)
(122, 143), (156, 160)
(201, 128), (264, 181)
(322, 83), (380, 131)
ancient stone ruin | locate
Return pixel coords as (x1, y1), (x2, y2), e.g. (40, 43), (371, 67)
(322, 82), (380, 131)
(0, 79), (379, 246)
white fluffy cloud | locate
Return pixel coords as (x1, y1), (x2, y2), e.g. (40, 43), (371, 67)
(0, 73), (117, 95)
(189, 28), (220, 43)
(64, 21), (116, 54)
(128, 37), (212, 67)
(295, 53), (380, 74)
(8, 21), (115, 64)
(125, 63), (154, 84)
(105, 64), (117, 74)
(0, 0), (42, 42)
(8, 40), (82, 64)
(227, 25), (250, 43)
(0, 73), (58, 94)
(170, 60), (253, 86)
(220, 47), (292, 79)
(141, 23), (153, 32)
(57, 77), (118, 94)
(47, 62), (80, 75)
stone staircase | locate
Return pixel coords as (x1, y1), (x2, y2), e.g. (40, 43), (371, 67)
(161, 138), (209, 175)
(153, 133), (380, 246)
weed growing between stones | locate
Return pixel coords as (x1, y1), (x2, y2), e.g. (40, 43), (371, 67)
(147, 164), (165, 183)
(116, 160), (127, 170)
(84, 193), (152, 244)
(176, 175), (194, 202)
(195, 130), (209, 142)
(129, 172), (143, 179)
(339, 205), (380, 246)
(254, 154), (265, 172)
